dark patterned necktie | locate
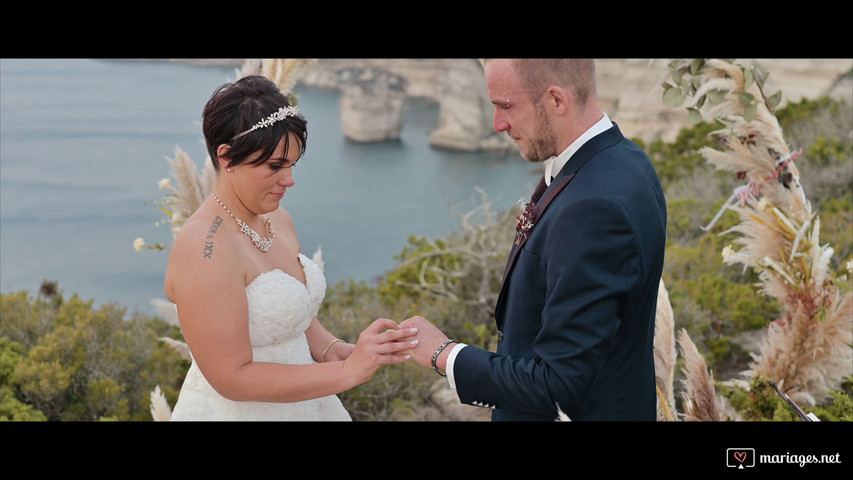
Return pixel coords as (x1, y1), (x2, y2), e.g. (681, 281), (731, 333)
(531, 175), (548, 204)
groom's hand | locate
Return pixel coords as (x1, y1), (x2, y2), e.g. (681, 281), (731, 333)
(400, 316), (450, 370)
(342, 318), (417, 385)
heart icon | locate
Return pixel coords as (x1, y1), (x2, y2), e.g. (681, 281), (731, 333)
(734, 451), (747, 463)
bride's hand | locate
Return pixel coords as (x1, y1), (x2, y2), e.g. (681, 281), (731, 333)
(342, 318), (417, 384)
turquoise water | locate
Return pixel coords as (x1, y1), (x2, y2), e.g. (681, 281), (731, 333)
(0, 58), (540, 316)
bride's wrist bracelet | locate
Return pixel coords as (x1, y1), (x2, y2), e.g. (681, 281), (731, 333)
(432, 339), (457, 377)
(322, 339), (345, 362)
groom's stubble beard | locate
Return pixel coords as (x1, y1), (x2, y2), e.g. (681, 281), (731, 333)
(520, 99), (558, 164)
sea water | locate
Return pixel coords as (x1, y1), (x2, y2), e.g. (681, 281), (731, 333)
(0, 58), (540, 316)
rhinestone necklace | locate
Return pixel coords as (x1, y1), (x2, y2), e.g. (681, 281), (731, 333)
(210, 192), (274, 252)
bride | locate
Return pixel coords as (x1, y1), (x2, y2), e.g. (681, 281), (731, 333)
(164, 75), (416, 421)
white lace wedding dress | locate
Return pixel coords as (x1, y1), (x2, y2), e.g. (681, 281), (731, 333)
(169, 253), (352, 421)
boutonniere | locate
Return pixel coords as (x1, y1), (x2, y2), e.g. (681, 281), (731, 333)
(515, 197), (536, 245)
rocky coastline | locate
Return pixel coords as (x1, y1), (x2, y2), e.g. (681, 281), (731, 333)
(165, 58), (852, 152)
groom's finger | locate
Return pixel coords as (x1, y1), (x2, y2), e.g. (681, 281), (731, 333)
(370, 317), (400, 333)
(383, 327), (418, 346)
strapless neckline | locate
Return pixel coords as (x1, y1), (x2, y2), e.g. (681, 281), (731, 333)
(249, 253), (311, 289)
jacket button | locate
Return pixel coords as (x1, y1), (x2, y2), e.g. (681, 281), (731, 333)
(497, 331), (503, 342)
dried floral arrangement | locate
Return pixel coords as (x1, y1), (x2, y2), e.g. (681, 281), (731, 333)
(654, 59), (852, 421)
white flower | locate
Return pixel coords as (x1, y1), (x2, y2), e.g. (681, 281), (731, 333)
(171, 211), (184, 224)
(158, 178), (171, 190)
(722, 244), (734, 262)
(133, 237), (146, 252)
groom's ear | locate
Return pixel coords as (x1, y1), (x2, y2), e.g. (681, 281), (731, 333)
(545, 85), (571, 116)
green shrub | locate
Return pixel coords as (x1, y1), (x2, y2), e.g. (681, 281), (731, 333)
(0, 283), (187, 421)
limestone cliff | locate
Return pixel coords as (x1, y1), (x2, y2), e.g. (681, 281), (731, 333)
(179, 58), (853, 151)
(298, 58), (851, 151)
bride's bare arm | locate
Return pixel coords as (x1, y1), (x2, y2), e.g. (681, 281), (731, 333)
(166, 220), (415, 403)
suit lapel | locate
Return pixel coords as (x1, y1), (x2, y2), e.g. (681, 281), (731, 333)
(496, 173), (576, 305)
(493, 122), (624, 320)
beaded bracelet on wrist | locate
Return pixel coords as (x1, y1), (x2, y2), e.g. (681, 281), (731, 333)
(431, 339), (457, 377)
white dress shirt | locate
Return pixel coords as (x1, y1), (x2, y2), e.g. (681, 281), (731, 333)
(543, 113), (612, 186)
(444, 113), (613, 390)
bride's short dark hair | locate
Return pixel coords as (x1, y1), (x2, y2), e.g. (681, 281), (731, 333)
(202, 75), (307, 171)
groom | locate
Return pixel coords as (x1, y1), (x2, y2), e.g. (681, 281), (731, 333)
(402, 59), (667, 421)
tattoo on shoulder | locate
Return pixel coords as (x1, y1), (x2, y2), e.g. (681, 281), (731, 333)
(203, 216), (224, 259)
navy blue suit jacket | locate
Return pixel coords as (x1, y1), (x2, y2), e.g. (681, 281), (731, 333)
(453, 123), (667, 421)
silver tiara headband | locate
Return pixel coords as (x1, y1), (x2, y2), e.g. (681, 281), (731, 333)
(230, 105), (301, 140)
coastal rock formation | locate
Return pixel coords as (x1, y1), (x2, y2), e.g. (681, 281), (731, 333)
(183, 58), (852, 151)
(297, 58), (851, 152)
(428, 59), (515, 153)
(336, 67), (408, 142)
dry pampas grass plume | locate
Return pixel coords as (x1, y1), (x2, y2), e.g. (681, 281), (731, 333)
(160, 146), (215, 238)
(150, 298), (191, 359)
(653, 279), (677, 421)
(159, 336), (191, 361)
(235, 58), (261, 80)
(260, 59), (317, 97)
(149, 385), (172, 421)
(151, 298), (178, 326)
(678, 329), (727, 421)
(663, 59), (852, 408)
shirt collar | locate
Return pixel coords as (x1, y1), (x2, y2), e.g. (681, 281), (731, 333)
(543, 113), (612, 186)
